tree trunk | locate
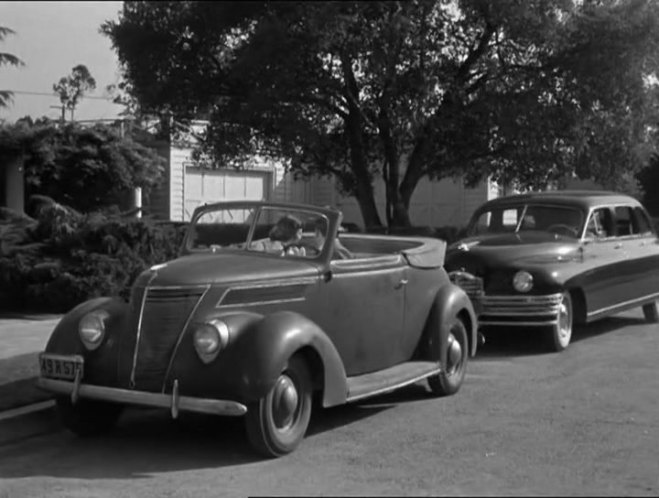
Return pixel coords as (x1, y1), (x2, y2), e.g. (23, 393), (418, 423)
(341, 53), (383, 230)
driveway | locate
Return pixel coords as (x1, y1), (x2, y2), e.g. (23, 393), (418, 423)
(0, 309), (657, 497)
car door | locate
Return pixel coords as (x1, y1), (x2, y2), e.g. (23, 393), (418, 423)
(610, 205), (659, 306)
(579, 207), (627, 317)
(319, 255), (407, 376)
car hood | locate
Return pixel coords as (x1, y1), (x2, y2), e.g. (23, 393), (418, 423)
(446, 231), (582, 270)
(136, 252), (321, 287)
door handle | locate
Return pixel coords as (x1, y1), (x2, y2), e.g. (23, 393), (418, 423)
(395, 278), (409, 290)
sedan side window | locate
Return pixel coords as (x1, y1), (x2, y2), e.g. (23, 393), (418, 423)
(614, 206), (636, 237)
(586, 208), (613, 239)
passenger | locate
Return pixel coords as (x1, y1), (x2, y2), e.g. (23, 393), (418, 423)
(308, 217), (353, 259)
(250, 215), (306, 256)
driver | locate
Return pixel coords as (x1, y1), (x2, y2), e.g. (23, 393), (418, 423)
(250, 215), (306, 256)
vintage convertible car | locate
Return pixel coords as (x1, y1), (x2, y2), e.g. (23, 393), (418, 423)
(445, 190), (659, 352)
(38, 201), (477, 457)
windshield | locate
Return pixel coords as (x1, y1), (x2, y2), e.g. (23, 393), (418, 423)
(468, 203), (585, 239)
(187, 204), (332, 258)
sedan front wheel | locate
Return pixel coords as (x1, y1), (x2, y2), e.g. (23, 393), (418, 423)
(546, 291), (573, 352)
(245, 355), (312, 458)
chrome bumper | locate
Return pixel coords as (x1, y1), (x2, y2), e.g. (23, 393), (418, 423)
(37, 377), (247, 418)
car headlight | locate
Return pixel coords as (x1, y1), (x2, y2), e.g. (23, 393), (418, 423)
(193, 319), (230, 363)
(513, 271), (534, 293)
(78, 310), (110, 350)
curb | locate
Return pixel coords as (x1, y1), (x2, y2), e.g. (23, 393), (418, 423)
(0, 400), (59, 446)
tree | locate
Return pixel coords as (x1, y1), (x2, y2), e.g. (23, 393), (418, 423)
(103, 0), (659, 228)
(636, 152), (659, 215)
(0, 117), (166, 213)
(53, 64), (97, 121)
(0, 27), (25, 108)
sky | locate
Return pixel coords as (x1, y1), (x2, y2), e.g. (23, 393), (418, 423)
(0, 1), (125, 123)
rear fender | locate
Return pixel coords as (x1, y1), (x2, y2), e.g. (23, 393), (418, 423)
(233, 311), (348, 406)
(426, 284), (478, 363)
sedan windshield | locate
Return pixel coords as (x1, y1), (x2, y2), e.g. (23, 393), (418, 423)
(468, 204), (585, 239)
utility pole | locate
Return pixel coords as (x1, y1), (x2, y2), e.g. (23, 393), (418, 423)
(50, 104), (65, 123)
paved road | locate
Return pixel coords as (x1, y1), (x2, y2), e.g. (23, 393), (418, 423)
(0, 309), (657, 497)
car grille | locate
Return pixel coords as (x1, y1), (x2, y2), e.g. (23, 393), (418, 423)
(448, 271), (484, 297)
(449, 271), (563, 326)
(131, 286), (208, 391)
(479, 294), (563, 316)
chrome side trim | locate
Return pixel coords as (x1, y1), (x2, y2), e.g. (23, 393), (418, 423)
(220, 297), (306, 308)
(217, 278), (316, 308)
(587, 291), (659, 320)
(37, 378), (247, 417)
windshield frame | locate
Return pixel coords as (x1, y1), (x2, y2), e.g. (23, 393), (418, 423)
(182, 201), (343, 261)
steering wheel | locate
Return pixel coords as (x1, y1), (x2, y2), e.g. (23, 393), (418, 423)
(547, 224), (578, 238)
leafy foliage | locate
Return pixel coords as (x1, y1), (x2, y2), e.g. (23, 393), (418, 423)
(0, 26), (25, 108)
(52, 64), (97, 121)
(0, 198), (187, 313)
(636, 153), (659, 215)
(0, 117), (166, 213)
(103, 0), (659, 228)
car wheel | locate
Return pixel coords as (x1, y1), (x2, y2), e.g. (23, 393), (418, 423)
(56, 396), (123, 437)
(428, 316), (469, 397)
(245, 355), (312, 458)
(546, 291), (573, 352)
(642, 301), (659, 323)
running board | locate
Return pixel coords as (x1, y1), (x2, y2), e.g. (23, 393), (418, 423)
(345, 360), (440, 403)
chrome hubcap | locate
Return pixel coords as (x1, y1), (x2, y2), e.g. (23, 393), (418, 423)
(446, 333), (463, 375)
(272, 375), (299, 430)
(557, 296), (572, 345)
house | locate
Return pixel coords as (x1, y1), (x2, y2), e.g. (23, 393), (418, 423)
(146, 121), (499, 229)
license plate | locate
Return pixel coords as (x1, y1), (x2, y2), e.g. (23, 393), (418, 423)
(39, 354), (84, 381)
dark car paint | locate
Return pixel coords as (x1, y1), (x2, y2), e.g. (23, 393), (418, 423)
(446, 191), (659, 324)
(41, 202), (477, 414)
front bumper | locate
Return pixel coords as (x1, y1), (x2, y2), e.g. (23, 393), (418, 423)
(449, 271), (563, 327)
(37, 377), (247, 418)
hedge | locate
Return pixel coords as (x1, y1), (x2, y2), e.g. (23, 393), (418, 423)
(0, 199), (471, 313)
(0, 200), (186, 313)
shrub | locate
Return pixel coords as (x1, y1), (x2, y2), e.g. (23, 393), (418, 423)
(0, 199), (187, 313)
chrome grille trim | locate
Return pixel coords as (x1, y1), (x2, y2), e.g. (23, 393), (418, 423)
(129, 285), (208, 392)
(163, 285), (211, 386)
(448, 271), (484, 297)
(479, 293), (564, 316)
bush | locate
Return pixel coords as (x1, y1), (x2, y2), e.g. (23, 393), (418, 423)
(0, 199), (187, 313)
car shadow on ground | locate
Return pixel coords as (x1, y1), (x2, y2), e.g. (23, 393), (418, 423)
(474, 314), (645, 359)
(0, 388), (420, 478)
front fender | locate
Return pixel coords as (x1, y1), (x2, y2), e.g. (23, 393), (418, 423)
(432, 283), (478, 359)
(232, 311), (348, 406)
(44, 297), (129, 386)
(45, 297), (128, 354)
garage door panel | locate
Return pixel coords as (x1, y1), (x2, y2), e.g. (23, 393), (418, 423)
(184, 167), (270, 220)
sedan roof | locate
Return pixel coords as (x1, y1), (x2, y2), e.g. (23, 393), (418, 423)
(477, 190), (643, 212)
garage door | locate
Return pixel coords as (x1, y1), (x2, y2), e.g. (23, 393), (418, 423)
(184, 167), (272, 221)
